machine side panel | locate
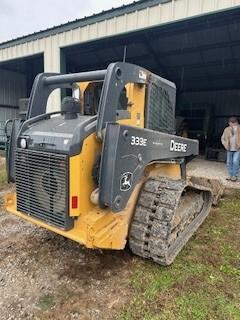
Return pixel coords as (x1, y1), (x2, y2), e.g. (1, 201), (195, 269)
(99, 123), (198, 212)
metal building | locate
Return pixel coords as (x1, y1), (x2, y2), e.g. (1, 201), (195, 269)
(0, 0), (240, 156)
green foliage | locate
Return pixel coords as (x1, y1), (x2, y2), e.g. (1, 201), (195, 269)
(37, 294), (55, 311)
(0, 165), (7, 186)
(175, 292), (209, 320)
(118, 191), (240, 320)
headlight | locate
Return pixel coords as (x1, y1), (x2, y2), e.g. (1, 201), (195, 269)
(20, 138), (27, 149)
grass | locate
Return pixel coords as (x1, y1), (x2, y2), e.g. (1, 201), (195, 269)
(37, 294), (55, 311)
(0, 165), (7, 186)
(118, 191), (240, 320)
(0, 164), (7, 189)
(0, 165), (7, 190)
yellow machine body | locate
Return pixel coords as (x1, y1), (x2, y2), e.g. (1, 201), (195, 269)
(5, 81), (181, 250)
(6, 163), (181, 250)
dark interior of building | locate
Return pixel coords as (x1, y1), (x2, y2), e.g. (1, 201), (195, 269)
(0, 54), (44, 145)
(0, 54), (44, 99)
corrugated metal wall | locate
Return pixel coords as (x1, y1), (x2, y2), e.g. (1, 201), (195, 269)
(0, 106), (19, 121)
(0, 0), (239, 110)
(0, 106), (19, 144)
(0, 69), (25, 143)
(1, 1), (240, 63)
(0, 70), (27, 107)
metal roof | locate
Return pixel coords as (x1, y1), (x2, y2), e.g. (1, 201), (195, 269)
(62, 7), (240, 92)
(0, 0), (170, 49)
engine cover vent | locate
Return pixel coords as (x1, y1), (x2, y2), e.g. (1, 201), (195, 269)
(16, 149), (73, 230)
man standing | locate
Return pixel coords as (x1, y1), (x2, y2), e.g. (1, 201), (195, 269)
(221, 117), (240, 182)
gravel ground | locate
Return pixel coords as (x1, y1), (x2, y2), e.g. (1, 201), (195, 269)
(0, 190), (133, 320)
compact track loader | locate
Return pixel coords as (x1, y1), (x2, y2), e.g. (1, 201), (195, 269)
(5, 62), (221, 265)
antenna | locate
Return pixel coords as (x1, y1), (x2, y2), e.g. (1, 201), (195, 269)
(123, 45), (127, 63)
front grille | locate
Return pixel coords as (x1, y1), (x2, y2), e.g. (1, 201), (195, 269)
(16, 149), (73, 230)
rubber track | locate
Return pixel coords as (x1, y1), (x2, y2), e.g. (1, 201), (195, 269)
(129, 177), (213, 266)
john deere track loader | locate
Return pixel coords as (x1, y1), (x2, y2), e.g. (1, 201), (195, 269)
(5, 62), (220, 265)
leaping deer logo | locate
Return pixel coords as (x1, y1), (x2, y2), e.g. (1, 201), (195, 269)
(120, 172), (133, 191)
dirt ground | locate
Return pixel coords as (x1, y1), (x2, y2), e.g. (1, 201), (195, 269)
(187, 158), (240, 189)
(0, 158), (239, 319)
(0, 188), (134, 320)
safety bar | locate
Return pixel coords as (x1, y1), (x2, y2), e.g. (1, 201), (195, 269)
(44, 70), (107, 86)
(22, 62), (150, 139)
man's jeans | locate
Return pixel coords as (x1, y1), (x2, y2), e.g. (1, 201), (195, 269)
(227, 150), (240, 177)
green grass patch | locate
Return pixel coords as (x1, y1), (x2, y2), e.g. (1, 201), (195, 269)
(175, 292), (210, 320)
(37, 294), (55, 311)
(174, 292), (240, 320)
(118, 191), (240, 320)
(0, 164), (7, 187)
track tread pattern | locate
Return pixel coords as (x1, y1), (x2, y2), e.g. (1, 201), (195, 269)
(129, 177), (213, 266)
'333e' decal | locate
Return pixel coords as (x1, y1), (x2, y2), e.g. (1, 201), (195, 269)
(131, 136), (147, 147)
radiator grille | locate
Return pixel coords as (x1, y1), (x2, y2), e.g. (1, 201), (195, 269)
(16, 149), (73, 230)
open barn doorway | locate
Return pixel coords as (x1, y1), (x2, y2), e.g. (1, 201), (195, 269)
(61, 7), (240, 162)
